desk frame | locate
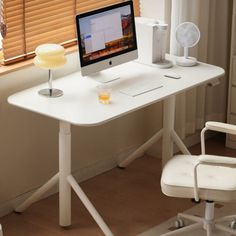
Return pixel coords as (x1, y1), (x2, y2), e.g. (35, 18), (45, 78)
(15, 121), (113, 236)
(119, 95), (190, 168)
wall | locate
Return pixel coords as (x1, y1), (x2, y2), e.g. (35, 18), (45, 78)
(140, 0), (169, 21)
(0, 52), (146, 214)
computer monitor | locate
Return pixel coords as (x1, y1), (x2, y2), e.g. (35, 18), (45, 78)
(76, 1), (138, 82)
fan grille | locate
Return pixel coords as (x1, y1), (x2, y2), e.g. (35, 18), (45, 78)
(176, 22), (200, 48)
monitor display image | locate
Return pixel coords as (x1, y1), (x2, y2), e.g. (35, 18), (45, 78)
(76, 1), (138, 78)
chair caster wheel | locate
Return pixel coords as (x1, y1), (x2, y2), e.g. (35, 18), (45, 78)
(175, 219), (184, 229)
(230, 220), (236, 229)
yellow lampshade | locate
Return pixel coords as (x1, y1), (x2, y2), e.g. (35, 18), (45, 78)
(34, 44), (66, 97)
(34, 44), (67, 69)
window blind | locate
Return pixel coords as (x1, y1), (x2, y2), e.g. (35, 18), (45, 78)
(2, 0), (140, 65)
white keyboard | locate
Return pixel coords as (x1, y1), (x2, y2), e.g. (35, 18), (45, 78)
(119, 80), (163, 97)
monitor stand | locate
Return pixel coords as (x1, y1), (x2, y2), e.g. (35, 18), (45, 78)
(85, 71), (121, 83)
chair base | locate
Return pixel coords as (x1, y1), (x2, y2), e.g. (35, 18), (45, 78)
(161, 202), (236, 236)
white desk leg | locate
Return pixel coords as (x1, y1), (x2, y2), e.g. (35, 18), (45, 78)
(15, 173), (59, 213)
(68, 175), (114, 236)
(162, 95), (175, 167)
(59, 121), (71, 227)
(118, 129), (163, 168)
(59, 121), (113, 235)
(171, 130), (191, 155)
(119, 94), (190, 168)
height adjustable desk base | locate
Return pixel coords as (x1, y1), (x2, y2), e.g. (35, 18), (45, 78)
(15, 121), (113, 236)
(118, 95), (191, 168)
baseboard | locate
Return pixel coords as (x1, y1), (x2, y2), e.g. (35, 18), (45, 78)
(146, 130), (216, 158)
(0, 183), (59, 217)
(73, 143), (142, 182)
(0, 143), (141, 218)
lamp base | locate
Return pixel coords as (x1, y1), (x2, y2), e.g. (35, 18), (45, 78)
(38, 88), (63, 97)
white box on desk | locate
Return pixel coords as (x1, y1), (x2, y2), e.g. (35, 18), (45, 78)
(135, 17), (161, 64)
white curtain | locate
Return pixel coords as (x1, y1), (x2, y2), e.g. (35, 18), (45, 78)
(169, 0), (230, 139)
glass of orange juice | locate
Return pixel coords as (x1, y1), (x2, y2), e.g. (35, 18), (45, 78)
(96, 84), (111, 104)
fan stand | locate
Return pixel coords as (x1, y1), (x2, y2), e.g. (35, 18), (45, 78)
(176, 47), (197, 67)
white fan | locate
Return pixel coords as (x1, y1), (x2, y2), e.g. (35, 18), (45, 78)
(175, 22), (200, 67)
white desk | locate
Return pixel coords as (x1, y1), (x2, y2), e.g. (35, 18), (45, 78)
(8, 60), (224, 236)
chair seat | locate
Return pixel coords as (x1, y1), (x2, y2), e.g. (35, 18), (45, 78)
(161, 155), (236, 202)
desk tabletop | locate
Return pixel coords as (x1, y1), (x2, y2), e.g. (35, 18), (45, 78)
(8, 60), (224, 126)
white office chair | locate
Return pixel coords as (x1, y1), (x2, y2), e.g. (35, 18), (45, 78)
(161, 121), (236, 236)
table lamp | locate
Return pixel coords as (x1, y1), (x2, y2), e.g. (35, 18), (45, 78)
(34, 44), (67, 97)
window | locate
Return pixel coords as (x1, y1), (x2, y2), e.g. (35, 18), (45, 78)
(2, 0), (140, 65)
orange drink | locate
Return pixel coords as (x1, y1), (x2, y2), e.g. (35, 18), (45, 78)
(98, 92), (110, 104)
(96, 84), (111, 104)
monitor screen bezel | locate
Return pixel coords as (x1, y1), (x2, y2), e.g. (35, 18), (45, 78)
(75, 1), (137, 68)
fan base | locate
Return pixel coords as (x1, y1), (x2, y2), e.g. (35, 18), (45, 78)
(176, 57), (198, 67)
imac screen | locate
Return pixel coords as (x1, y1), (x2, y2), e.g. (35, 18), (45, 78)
(76, 1), (137, 67)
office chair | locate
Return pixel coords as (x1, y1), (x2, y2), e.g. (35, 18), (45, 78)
(161, 121), (236, 236)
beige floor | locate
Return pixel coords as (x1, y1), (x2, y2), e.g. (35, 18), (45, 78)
(0, 134), (235, 236)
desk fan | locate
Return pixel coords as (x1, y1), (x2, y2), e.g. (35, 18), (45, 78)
(175, 22), (200, 67)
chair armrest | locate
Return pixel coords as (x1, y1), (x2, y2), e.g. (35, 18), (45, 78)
(199, 155), (236, 166)
(206, 121), (236, 135)
(193, 155), (236, 202)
